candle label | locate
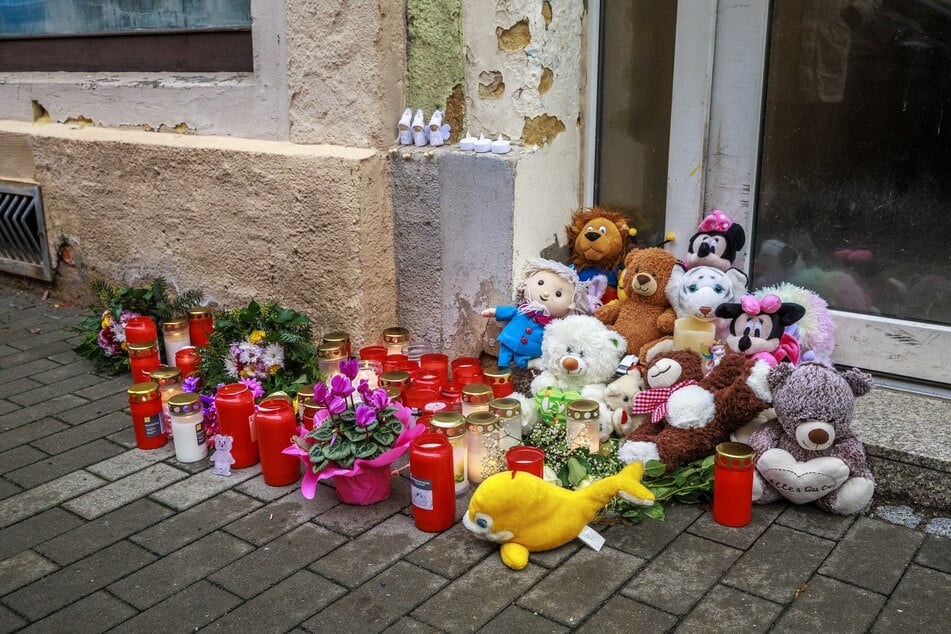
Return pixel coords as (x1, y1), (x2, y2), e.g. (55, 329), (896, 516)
(195, 423), (206, 446)
(143, 414), (163, 438)
(410, 475), (434, 510)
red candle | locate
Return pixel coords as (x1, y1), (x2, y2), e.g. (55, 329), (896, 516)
(410, 432), (455, 532)
(506, 446), (545, 478)
(484, 365), (514, 398)
(215, 383), (258, 469)
(404, 387), (438, 427)
(175, 346), (202, 381)
(712, 442), (755, 527)
(420, 353), (449, 384)
(439, 382), (464, 412)
(187, 307), (214, 348)
(300, 398), (320, 431)
(128, 341), (161, 383)
(124, 316), (157, 345)
(453, 363), (484, 386)
(413, 371), (443, 392)
(451, 356), (480, 378)
(127, 382), (167, 450)
(383, 354), (408, 372)
(255, 398), (301, 486)
(396, 360), (421, 381)
(359, 346), (388, 362)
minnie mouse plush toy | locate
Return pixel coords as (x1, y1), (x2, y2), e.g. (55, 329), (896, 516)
(684, 210), (746, 272)
(715, 294), (805, 367)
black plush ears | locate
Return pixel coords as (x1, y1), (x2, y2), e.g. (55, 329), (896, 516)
(777, 303), (806, 327)
(715, 303), (743, 320)
(725, 223), (746, 251)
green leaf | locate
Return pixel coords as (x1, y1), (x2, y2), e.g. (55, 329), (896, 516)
(309, 425), (335, 442)
(322, 442), (352, 463)
(701, 455), (715, 470)
(644, 460), (667, 478)
(643, 502), (666, 520)
(567, 457), (587, 487)
(354, 443), (380, 459)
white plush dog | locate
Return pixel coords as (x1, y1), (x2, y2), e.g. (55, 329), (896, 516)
(665, 264), (747, 340)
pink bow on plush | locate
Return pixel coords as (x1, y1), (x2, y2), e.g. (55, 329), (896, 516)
(631, 380), (698, 424)
(697, 210), (733, 233)
(740, 294), (781, 316)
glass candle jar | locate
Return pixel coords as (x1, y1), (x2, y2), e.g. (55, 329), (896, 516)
(322, 331), (352, 359)
(168, 392), (207, 462)
(566, 399), (600, 452)
(453, 363), (485, 386)
(466, 411), (505, 485)
(214, 383), (258, 469)
(429, 411), (467, 495)
(400, 343), (432, 361)
(162, 319), (191, 367)
(125, 316), (158, 346)
(254, 398), (301, 487)
(483, 365), (514, 398)
(461, 383), (492, 417)
(440, 382), (463, 412)
(175, 346), (201, 380)
(187, 307), (214, 348)
(412, 370), (443, 392)
(419, 353), (449, 385)
(506, 446), (545, 478)
(488, 397), (522, 451)
(410, 432), (455, 532)
(128, 341), (161, 384)
(383, 354), (408, 373)
(354, 360), (383, 391)
(359, 345), (388, 362)
(713, 442), (756, 527)
(295, 384), (314, 421)
(404, 388), (438, 427)
(127, 382), (167, 450)
(150, 366), (184, 436)
(382, 327), (410, 355)
(317, 342), (347, 380)
(301, 398), (321, 431)
(380, 371), (411, 399)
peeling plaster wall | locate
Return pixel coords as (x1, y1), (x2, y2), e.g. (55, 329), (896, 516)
(0, 121), (398, 345)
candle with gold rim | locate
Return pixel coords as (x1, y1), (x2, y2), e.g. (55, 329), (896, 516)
(381, 327), (410, 356)
(566, 399), (600, 452)
(461, 383), (492, 418)
(317, 341), (347, 380)
(429, 411), (468, 495)
(488, 397), (522, 451)
(162, 319), (191, 367)
(321, 331), (351, 360)
(483, 365), (513, 398)
(466, 411), (505, 484)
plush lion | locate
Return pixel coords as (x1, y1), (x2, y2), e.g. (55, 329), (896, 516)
(566, 208), (631, 304)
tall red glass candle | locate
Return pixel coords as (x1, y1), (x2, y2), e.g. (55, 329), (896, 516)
(359, 346), (388, 362)
(410, 433), (455, 532)
(215, 383), (258, 469)
(187, 307), (214, 348)
(128, 341), (161, 383)
(125, 316), (158, 345)
(439, 382), (463, 412)
(420, 353), (449, 384)
(712, 442), (756, 527)
(175, 346), (201, 381)
(506, 446), (544, 478)
(255, 398), (301, 486)
(127, 382), (167, 450)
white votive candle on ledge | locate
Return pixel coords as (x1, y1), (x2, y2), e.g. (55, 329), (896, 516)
(474, 134), (491, 153)
(491, 135), (510, 154)
(459, 131), (476, 151)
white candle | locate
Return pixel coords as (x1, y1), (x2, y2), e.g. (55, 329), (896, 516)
(168, 393), (208, 463)
(567, 399), (600, 453)
(431, 412), (468, 495)
(490, 135), (510, 154)
(473, 134), (491, 153)
(489, 398), (522, 451)
(162, 320), (191, 368)
(466, 412), (504, 484)
(459, 131), (476, 151)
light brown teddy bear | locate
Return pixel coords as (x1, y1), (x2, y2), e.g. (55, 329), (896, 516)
(595, 247), (678, 361)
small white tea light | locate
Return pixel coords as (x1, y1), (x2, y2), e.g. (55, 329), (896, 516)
(474, 134), (492, 153)
(459, 131), (476, 151)
(490, 134), (511, 154)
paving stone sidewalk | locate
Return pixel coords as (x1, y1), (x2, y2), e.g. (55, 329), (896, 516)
(0, 286), (949, 633)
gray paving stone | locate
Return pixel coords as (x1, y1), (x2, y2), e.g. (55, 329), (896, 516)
(5, 439), (125, 488)
(577, 595), (677, 633)
(30, 411), (130, 454)
(149, 463), (262, 510)
(0, 507), (84, 559)
(0, 358), (60, 383)
(871, 564), (951, 633)
(18, 590), (137, 634)
(86, 444), (176, 480)
(414, 558), (543, 633)
(313, 475), (411, 536)
(64, 462), (187, 519)
(2, 540), (156, 621)
(109, 530), (255, 609)
(106, 426), (138, 449)
(687, 503), (785, 549)
(210, 522), (346, 599)
(519, 546), (642, 627)
(0, 470), (105, 528)
(131, 491), (262, 555)
(675, 584), (782, 634)
(74, 375), (131, 401)
(0, 400), (16, 416)
(168, 455), (211, 473)
(477, 605), (569, 634)
(0, 604), (25, 634)
(36, 498), (174, 565)
(0, 394), (88, 429)
(0, 377), (41, 400)
(0, 445), (47, 476)
(8, 373), (102, 407)
(772, 574), (886, 634)
(109, 580), (243, 634)
(313, 513), (436, 588)
(235, 473), (303, 502)
(0, 344), (72, 373)
(27, 361), (97, 385)
(775, 504), (857, 540)
(224, 487), (338, 546)
(5, 327), (72, 352)
(527, 541), (582, 568)
(603, 502), (704, 560)
(819, 516), (924, 595)
(48, 350), (81, 365)
(54, 391), (128, 425)
(624, 532), (741, 615)
(0, 549), (58, 595)
(723, 524), (835, 604)
(209, 569), (346, 632)
(915, 533), (951, 574)
(383, 617), (445, 633)
(404, 521), (495, 578)
(0, 418), (68, 452)
(0, 480), (20, 500)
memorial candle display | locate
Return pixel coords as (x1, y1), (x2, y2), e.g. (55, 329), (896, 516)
(254, 398), (301, 486)
(168, 392), (207, 462)
(355, 360), (383, 390)
(379, 371), (411, 399)
(175, 346), (201, 380)
(358, 345), (388, 362)
(712, 442), (756, 527)
(460, 383), (492, 417)
(382, 327), (410, 355)
(429, 411), (467, 495)
(300, 398), (320, 431)
(128, 341), (161, 384)
(187, 307), (214, 348)
(466, 411), (505, 485)
(419, 353), (449, 385)
(125, 316), (158, 346)
(150, 366), (183, 435)
(162, 319), (191, 367)
(440, 382), (463, 412)
(317, 342), (347, 380)
(488, 398), (522, 451)
(127, 382), (167, 450)
(483, 365), (513, 398)
(404, 388), (438, 427)
(214, 383), (258, 469)
(566, 399), (600, 452)
(321, 331), (352, 359)
(506, 446), (545, 478)
(296, 384), (314, 422)
(409, 432), (455, 532)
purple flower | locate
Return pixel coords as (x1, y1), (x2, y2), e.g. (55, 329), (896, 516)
(312, 382), (329, 404)
(368, 388), (390, 411)
(392, 403), (411, 426)
(356, 379), (373, 402)
(327, 396), (346, 415)
(355, 405), (376, 428)
(329, 374), (354, 398)
(339, 358), (359, 381)
(182, 376), (201, 393)
(239, 378), (264, 400)
(312, 408), (330, 427)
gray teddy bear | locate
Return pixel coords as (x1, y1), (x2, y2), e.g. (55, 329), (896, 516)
(750, 363), (875, 515)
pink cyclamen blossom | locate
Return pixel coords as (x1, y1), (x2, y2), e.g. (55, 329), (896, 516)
(330, 374), (354, 399)
(339, 358), (359, 381)
(355, 404), (376, 428)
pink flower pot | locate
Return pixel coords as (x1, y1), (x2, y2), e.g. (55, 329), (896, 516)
(333, 465), (393, 505)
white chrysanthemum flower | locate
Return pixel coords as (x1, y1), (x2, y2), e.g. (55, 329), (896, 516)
(112, 324), (127, 343)
(261, 343), (284, 368)
(224, 357), (240, 378)
(237, 341), (259, 364)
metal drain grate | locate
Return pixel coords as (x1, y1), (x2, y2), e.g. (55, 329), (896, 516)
(0, 181), (53, 282)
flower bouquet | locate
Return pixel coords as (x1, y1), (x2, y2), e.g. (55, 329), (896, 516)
(285, 359), (425, 505)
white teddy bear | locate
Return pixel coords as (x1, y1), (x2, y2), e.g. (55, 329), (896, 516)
(524, 315), (627, 440)
(604, 372), (647, 436)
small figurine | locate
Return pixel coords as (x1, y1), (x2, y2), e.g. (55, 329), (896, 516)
(210, 434), (236, 476)
(482, 258), (587, 369)
(684, 210), (746, 272)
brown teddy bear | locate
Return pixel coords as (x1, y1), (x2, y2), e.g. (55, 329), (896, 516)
(566, 208), (631, 305)
(594, 247), (678, 361)
(617, 350), (772, 469)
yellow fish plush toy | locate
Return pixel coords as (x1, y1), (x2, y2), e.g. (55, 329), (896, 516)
(463, 462), (655, 570)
